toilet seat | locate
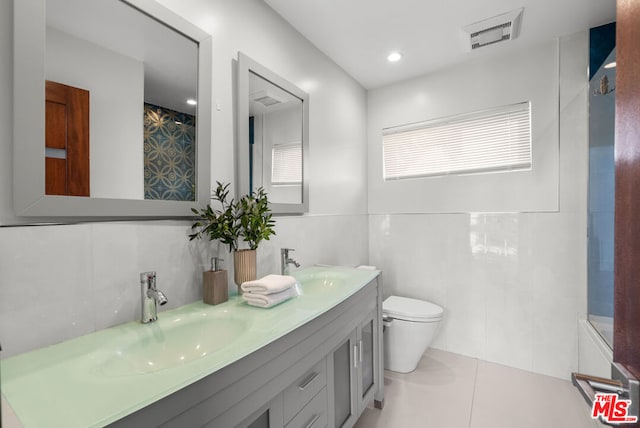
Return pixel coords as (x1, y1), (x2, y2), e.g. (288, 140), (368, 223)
(383, 296), (443, 322)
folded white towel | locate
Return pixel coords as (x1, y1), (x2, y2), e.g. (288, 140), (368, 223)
(241, 274), (297, 295)
(242, 287), (298, 308)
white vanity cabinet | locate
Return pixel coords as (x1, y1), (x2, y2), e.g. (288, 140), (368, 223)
(109, 274), (383, 428)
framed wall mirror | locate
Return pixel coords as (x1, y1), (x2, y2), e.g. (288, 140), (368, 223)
(13, 0), (212, 220)
(237, 52), (309, 214)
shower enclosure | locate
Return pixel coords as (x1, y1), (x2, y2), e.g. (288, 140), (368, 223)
(587, 22), (616, 349)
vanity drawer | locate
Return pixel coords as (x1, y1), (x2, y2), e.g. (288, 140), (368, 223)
(284, 358), (327, 423)
(285, 387), (327, 428)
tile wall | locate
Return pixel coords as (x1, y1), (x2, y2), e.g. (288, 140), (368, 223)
(0, 215), (369, 358)
(367, 32), (589, 379)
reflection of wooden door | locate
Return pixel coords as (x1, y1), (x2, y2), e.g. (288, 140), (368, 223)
(615, 0), (640, 422)
(45, 80), (90, 196)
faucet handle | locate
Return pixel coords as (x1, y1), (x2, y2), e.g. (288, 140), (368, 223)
(281, 248), (295, 255)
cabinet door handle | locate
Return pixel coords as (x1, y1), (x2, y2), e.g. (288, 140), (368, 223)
(298, 371), (319, 391)
(304, 414), (320, 428)
(359, 340), (363, 363)
(353, 344), (358, 368)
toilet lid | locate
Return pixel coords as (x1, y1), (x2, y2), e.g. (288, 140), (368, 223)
(383, 296), (443, 321)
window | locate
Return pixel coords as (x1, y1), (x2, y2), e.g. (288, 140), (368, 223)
(382, 102), (531, 180)
(271, 142), (302, 185)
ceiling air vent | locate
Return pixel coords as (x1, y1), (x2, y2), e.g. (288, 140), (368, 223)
(462, 8), (524, 51)
(250, 89), (284, 107)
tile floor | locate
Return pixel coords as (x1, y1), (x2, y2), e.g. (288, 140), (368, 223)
(355, 349), (604, 428)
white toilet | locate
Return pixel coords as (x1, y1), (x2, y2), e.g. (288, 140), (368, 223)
(383, 295), (444, 373)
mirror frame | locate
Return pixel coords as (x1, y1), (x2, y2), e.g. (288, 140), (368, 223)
(237, 52), (309, 214)
(13, 0), (212, 220)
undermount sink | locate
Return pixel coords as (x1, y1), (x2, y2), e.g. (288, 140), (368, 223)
(295, 269), (349, 292)
(96, 311), (246, 377)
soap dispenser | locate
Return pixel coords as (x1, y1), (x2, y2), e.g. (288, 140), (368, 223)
(203, 257), (228, 305)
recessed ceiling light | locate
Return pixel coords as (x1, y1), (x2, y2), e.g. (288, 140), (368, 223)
(387, 51), (403, 63)
(186, 99), (197, 106)
(604, 61), (617, 69)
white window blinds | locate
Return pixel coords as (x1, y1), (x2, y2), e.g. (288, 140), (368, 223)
(271, 142), (302, 185)
(382, 102), (532, 180)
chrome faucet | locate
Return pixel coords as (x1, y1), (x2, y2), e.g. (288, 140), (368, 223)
(281, 248), (300, 275)
(139, 271), (168, 323)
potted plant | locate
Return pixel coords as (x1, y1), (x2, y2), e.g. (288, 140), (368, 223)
(190, 182), (276, 293)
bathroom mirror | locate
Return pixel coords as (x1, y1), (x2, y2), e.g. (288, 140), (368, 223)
(13, 0), (212, 219)
(237, 52), (309, 214)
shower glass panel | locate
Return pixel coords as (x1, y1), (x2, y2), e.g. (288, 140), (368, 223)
(587, 22), (616, 349)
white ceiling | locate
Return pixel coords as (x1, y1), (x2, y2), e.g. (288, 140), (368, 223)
(264, 0), (616, 89)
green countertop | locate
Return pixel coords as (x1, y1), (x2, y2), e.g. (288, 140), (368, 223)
(1, 266), (379, 428)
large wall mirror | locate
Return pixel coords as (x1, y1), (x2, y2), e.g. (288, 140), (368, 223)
(237, 53), (309, 214)
(13, 0), (212, 220)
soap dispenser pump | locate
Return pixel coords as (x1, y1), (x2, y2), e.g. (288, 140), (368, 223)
(203, 257), (228, 305)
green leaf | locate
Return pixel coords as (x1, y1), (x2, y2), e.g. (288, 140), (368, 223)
(188, 182), (276, 251)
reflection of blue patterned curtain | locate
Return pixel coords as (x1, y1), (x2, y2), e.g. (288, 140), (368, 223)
(143, 103), (196, 201)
